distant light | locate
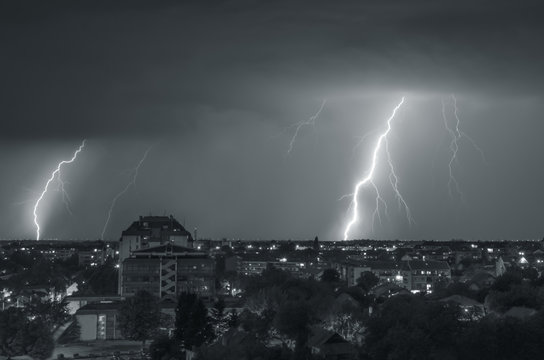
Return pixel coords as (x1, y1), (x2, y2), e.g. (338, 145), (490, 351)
(279, 257), (287, 263)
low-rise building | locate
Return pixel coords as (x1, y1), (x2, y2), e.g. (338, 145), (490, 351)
(76, 302), (124, 341)
(400, 260), (451, 293)
(333, 260), (402, 287)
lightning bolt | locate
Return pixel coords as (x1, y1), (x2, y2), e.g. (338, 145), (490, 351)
(385, 136), (414, 225)
(343, 97), (409, 241)
(442, 94), (486, 200)
(100, 147), (152, 240)
(33, 140), (86, 240)
(441, 98), (463, 200)
(56, 173), (73, 215)
(451, 94), (487, 164)
(287, 99), (326, 154)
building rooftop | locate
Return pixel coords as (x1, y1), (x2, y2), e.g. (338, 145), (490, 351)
(129, 243), (208, 258)
(401, 260), (450, 271)
(121, 215), (193, 240)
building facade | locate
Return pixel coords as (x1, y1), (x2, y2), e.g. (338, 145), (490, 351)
(118, 215), (214, 299)
(400, 260), (451, 293)
(120, 244), (215, 299)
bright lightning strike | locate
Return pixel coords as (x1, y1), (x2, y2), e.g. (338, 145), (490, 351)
(33, 140), (86, 240)
(287, 99), (326, 154)
(343, 97), (409, 241)
(100, 147), (152, 240)
(441, 94), (486, 200)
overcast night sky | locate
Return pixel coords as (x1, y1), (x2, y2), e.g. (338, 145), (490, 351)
(1, 0), (543, 241)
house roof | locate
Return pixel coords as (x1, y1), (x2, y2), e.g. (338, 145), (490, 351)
(76, 301), (123, 314)
(121, 215), (192, 240)
(469, 271), (496, 285)
(504, 306), (537, 319)
(439, 295), (482, 307)
(371, 282), (410, 298)
(401, 260), (450, 271)
(308, 328), (345, 347)
(308, 328), (356, 355)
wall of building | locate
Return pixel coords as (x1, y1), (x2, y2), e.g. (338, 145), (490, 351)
(77, 314), (98, 341)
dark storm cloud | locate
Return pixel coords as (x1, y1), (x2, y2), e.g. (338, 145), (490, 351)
(1, 0), (543, 140)
(1, 0), (544, 241)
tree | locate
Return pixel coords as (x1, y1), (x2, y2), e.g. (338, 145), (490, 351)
(210, 299), (229, 338)
(0, 308), (27, 356)
(491, 270), (523, 292)
(320, 269), (340, 283)
(365, 295), (460, 360)
(174, 292), (214, 350)
(356, 271), (379, 292)
(274, 301), (314, 357)
(57, 320), (81, 345)
(522, 267), (539, 282)
(76, 259), (118, 295)
(0, 308), (54, 359)
(118, 290), (161, 347)
(149, 334), (182, 360)
(487, 283), (543, 313)
(24, 318), (55, 360)
(226, 310), (239, 329)
(323, 298), (366, 344)
(25, 297), (70, 330)
(239, 308), (275, 344)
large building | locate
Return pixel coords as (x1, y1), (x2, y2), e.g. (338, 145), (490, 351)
(118, 215), (215, 299)
(119, 215), (194, 261)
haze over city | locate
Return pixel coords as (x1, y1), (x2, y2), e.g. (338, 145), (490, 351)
(1, 0), (543, 241)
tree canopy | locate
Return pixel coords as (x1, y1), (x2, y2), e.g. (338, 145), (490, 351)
(0, 308), (54, 359)
(118, 290), (161, 346)
(175, 292), (214, 350)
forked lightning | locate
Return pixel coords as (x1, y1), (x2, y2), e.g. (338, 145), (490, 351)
(287, 99), (327, 154)
(33, 140), (86, 240)
(442, 94), (486, 200)
(100, 147), (152, 240)
(343, 98), (412, 240)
